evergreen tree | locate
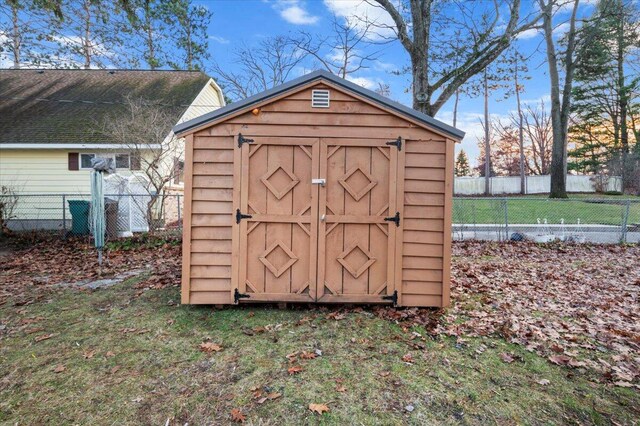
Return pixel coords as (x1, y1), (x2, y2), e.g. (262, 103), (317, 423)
(162, 0), (211, 71)
(51, 0), (128, 69)
(120, 0), (170, 69)
(455, 150), (471, 177)
(569, 0), (640, 183)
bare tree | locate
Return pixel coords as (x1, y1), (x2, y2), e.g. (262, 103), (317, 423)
(293, 15), (382, 79)
(521, 102), (553, 175)
(538, 0), (581, 197)
(538, 0), (609, 197)
(212, 36), (307, 100)
(367, 0), (542, 116)
(99, 97), (183, 231)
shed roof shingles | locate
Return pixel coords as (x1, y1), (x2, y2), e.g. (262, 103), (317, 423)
(0, 69), (211, 145)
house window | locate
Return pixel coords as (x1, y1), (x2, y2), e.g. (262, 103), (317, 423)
(80, 153), (96, 169)
(80, 153), (131, 170)
(115, 154), (130, 169)
(173, 158), (184, 184)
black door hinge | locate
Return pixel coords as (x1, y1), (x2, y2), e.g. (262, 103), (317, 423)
(384, 212), (400, 227)
(237, 133), (254, 148)
(385, 136), (402, 151)
(382, 290), (398, 306)
(234, 288), (250, 303)
(236, 209), (252, 224)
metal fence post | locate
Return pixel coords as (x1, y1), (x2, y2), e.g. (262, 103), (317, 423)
(621, 200), (630, 243)
(502, 198), (509, 241)
(62, 194), (66, 233)
(177, 194), (181, 227)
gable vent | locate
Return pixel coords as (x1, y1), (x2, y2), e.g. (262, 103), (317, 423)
(311, 89), (330, 108)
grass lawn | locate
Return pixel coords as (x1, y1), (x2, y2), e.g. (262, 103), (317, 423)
(453, 193), (640, 226)
(1, 280), (638, 425)
(0, 237), (638, 424)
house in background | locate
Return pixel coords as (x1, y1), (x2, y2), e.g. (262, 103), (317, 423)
(0, 69), (225, 194)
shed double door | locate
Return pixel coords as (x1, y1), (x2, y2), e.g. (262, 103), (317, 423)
(236, 137), (402, 303)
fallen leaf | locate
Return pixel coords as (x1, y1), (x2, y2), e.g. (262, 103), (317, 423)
(336, 385), (347, 392)
(83, 350), (96, 359)
(287, 365), (303, 375)
(401, 353), (414, 363)
(199, 342), (223, 353)
(309, 403), (330, 414)
(300, 351), (317, 360)
(35, 333), (55, 342)
(548, 355), (572, 366)
(537, 379), (550, 386)
(53, 364), (65, 373)
(500, 353), (515, 364)
(105, 351), (116, 358)
(110, 365), (121, 374)
(230, 408), (246, 423)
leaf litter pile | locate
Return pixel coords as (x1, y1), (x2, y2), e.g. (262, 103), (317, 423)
(378, 241), (640, 388)
(0, 235), (181, 306)
(1, 235), (639, 389)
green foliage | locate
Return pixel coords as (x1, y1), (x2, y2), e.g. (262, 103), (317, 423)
(455, 149), (471, 176)
(2, 0), (212, 71)
(569, 0), (640, 174)
(161, 0), (211, 71)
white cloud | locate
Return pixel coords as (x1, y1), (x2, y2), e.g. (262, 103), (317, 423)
(516, 28), (540, 40)
(323, 0), (397, 40)
(273, 1), (320, 25)
(346, 75), (377, 89)
(209, 35), (230, 44)
(553, 22), (571, 38)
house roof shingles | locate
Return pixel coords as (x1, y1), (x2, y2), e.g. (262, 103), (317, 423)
(0, 69), (211, 145)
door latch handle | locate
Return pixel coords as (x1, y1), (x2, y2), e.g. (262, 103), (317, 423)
(320, 214), (326, 222)
(312, 178), (326, 187)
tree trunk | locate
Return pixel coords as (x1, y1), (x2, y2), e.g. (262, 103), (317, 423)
(515, 68), (525, 194)
(453, 89), (460, 128)
(617, 0), (629, 190)
(483, 68), (491, 195)
(11, 3), (20, 68)
(411, 49), (430, 115)
(82, 0), (92, 69)
(144, 1), (156, 70)
(540, 0), (578, 198)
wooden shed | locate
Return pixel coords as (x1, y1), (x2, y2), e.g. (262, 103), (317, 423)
(174, 70), (464, 307)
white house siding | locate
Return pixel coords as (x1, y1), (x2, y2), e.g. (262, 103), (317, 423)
(0, 149), (145, 194)
(178, 80), (224, 124)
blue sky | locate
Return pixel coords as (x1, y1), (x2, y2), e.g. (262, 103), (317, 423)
(200, 0), (590, 165)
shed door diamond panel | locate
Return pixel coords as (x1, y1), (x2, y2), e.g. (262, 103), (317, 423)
(237, 139), (319, 301)
(317, 141), (399, 303)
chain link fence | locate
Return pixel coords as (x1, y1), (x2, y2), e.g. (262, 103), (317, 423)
(453, 197), (640, 243)
(2, 193), (639, 244)
(0, 193), (183, 240)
